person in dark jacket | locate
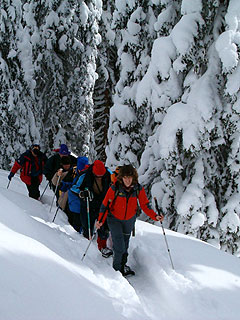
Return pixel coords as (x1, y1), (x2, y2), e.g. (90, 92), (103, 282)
(55, 156), (89, 231)
(51, 156), (74, 212)
(70, 160), (113, 257)
(43, 144), (77, 189)
(8, 144), (47, 200)
(96, 164), (164, 276)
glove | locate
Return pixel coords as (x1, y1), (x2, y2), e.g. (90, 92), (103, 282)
(8, 172), (14, 181)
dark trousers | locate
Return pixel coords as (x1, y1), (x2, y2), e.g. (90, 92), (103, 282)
(26, 176), (40, 200)
(107, 214), (136, 271)
(79, 199), (99, 239)
(65, 204), (82, 233)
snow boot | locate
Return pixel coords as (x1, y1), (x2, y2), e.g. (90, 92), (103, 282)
(121, 265), (135, 276)
(101, 247), (113, 258)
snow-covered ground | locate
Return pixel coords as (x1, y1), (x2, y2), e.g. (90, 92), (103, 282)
(0, 169), (239, 320)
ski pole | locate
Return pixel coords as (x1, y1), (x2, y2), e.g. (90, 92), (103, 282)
(40, 181), (49, 201)
(49, 174), (61, 213)
(81, 200), (110, 262)
(86, 193), (92, 240)
(154, 197), (175, 270)
(81, 229), (97, 261)
(52, 206), (60, 222)
(52, 189), (66, 222)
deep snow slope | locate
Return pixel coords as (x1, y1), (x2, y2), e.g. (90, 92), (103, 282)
(0, 169), (239, 320)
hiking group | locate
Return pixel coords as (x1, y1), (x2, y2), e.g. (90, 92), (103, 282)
(8, 144), (164, 277)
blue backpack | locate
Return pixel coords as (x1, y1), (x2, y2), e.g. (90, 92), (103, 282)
(68, 173), (86, 213)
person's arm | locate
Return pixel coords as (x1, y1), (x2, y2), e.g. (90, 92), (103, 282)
(96, 186), (115, 228)
(43, 156), (55, 181)
(138, 187), (164, 221)
(8, 161), (21, 180)
(8, 153), (27, 180)
(51, 169), (66, 186)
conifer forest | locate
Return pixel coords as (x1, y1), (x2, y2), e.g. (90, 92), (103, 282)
(1, 0), (240, 256)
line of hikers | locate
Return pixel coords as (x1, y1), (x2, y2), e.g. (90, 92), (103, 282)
(8, 143), (163, 276)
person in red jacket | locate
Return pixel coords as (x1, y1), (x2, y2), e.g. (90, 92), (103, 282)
(96, 164), (164, 276)
(8, 144), (47, 200)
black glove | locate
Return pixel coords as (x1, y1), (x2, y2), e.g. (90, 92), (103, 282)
(79, 189), (93, 200)
(8, 172), (14, 181)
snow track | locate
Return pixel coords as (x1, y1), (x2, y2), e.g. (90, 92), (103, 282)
(1, 170), (240, 320)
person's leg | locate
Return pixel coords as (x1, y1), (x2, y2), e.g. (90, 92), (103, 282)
(79, 200), (89, 238)
(107, 215), (125, 271)
(120, 215), (136, 273)
(26, 177), (40, 199)
(122, 215), (136, 258)
(97, 223), (113, 257)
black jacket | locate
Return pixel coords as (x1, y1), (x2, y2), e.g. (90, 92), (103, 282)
(43, 153), (77, 181)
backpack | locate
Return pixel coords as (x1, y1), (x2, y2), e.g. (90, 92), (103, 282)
(111, 166), (120, 184)
(67, 167), (89, 213)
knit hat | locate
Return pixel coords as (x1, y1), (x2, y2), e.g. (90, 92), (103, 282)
(59, 144), (70, 156)
(92, 160), (106, 177)
(77, 156), (89, 171)
(61, 156), (71, 165)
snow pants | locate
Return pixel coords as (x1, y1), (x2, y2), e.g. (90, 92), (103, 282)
(26, 176), (40, 200)
(107, 214), (136, 271)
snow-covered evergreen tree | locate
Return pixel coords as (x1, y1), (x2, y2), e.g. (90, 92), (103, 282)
(93, 0), (118, 162)
(33, 0), (102, 157)
(106, 0), (164, 169)
(0, 0), (102, 167)
(0, 0), (41, 169)
(136, 0), (237, 254)
(215, 0), (240, 255)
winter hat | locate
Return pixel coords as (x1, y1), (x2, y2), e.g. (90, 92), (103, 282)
(31, 144), (40, 150)
(61, 156), (71, 165)
(59, 144), (70, 156)
(92, 160), (106, 177)
(77, 156), (89, 171)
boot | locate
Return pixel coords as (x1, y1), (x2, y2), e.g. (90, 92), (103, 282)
(121, 265), (135, 276)
(100, 247), (113, 258)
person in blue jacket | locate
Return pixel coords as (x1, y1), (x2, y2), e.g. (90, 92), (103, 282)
(59, 156), (89, 231)
(69, 160), (113, 257)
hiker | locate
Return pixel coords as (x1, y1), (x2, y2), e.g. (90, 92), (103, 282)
(43, 144), (77, 190)
(70, 160), (113, 257)
(58, 156), (89, 231)
(96, 164), (164, 276)
(8, 144), (47, 200)
(51, 156), (75, 213)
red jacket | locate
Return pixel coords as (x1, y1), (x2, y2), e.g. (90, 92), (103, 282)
(98, 183), (157, 224)
(11, 150), (46, 185)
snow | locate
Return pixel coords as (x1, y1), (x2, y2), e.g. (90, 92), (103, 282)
(181, 0), (202, 15)
(80, 2), (90, 25)
(215, 0), (240, 73)
(0, 169), (240, 320)
(171, 13), (204, 55)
